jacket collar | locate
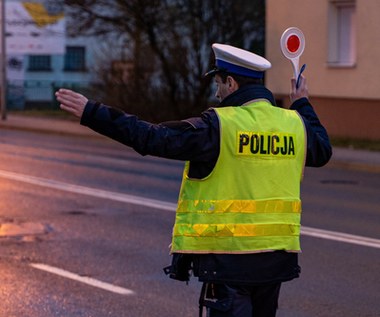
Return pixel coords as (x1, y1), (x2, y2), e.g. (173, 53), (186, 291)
(219, 84), (277, 107)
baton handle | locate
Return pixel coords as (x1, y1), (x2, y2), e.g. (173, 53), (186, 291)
(296, 64), (306, 89)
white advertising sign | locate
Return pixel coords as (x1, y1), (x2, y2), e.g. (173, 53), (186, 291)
(6, 1), (65, 55)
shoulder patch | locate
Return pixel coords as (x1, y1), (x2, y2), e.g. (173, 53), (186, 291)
(161, 120), (194, 131)
(181, 117), (206, 129)
(183, 109), (217, 130)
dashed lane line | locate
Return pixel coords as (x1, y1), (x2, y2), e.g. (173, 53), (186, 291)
(30, 263), (135, 295)
(1, 169), (379, 250)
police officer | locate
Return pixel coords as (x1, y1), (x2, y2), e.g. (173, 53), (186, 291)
(56, 43), (332, 317)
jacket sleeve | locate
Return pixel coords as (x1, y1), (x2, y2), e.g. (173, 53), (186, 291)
(290, 98), (333, 167)
(80, 100), (219, 161)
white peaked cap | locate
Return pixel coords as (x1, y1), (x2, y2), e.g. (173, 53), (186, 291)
(205, 43), (271, 78)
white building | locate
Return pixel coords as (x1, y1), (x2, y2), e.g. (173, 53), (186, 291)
(5, 0), (99, 109)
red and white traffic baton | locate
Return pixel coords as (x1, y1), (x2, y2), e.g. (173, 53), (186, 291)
(280, 27), (306, 88)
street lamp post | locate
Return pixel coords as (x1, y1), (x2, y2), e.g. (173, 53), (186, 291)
(0, 0), (6, 120)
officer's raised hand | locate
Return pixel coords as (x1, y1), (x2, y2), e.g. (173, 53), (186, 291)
(55, 89), (88, 119)
(290, 75), (308, 103)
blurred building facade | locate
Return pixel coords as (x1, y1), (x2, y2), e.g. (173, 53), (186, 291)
(266, 0), (380, 140)
(7, 36), (98, 110)
(5, 0), (98, 110)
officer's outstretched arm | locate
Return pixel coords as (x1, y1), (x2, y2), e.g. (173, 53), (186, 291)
(55, 89), (88, 119)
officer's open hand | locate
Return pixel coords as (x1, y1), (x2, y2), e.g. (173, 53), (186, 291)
(290, 75), (308, 104)
(55, 89), (88, 119)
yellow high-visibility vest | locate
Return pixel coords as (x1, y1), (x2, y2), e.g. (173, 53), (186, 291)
(171, 100), (306, 254)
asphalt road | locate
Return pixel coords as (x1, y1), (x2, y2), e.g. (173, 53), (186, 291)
(0, 129), (379, 317)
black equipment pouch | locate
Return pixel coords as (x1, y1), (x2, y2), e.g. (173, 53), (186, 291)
(163, 253), (193, 282)
(198, 283), (235, 317)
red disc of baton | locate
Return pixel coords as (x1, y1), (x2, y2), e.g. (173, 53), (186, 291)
(280, 27), (305, 58)
(287, 35), (300, 53)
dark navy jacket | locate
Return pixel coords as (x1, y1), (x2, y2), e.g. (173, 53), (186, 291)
(81, 84), (332, 285)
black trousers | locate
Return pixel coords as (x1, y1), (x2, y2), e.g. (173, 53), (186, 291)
(200, 282), (282, 317)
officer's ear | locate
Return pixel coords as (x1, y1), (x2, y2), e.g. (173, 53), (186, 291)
(226, 75), (239, 92)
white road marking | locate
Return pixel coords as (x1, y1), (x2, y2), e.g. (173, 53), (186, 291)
(301, 227), (380, 249)
(1, 169), (379, 249)
(30, 263), (135, 295)
(0, 169), (176, 211)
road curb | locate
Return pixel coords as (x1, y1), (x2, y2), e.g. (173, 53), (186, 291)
(327, 160), (380, 174)
(0, 114), (101, 138)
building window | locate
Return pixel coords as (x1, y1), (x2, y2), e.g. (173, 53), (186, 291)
(64, 46), (86, 71)
(328, 0), (356, 67)
(28, 55), (52, 71)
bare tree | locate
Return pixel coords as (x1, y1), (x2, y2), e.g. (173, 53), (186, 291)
(65, 0), (265, 121)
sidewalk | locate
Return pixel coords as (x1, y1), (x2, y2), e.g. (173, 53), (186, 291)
(1, 113), (380, 173)
(328, 146), (380, 173)
(0, 113), (99, 138)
